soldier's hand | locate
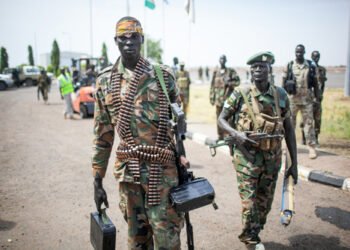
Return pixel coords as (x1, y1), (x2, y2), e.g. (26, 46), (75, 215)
(94, 173), (109, 214)
(232, 131), (256, 145)
(285, 163), (298, 185)
(180, 155), (190, 169)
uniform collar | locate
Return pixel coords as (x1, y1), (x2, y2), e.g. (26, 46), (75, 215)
(294, 59), (308, 69)
(252, 83), (274, 97)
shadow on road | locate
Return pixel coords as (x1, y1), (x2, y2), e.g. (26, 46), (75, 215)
(297, 147), (336, 156)
(0, 218), (16, 231)
(190, 164), (204, 169)
(265, 234), (348, 250)
(315, 206), (350, 230)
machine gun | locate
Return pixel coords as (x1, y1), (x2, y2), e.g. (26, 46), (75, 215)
(169, 103), (194, 250)
(209, 132), (284, 163)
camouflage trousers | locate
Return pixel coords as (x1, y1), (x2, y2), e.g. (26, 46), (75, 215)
(290, 102), (316, 145)
(233, 148), (282, 244)
(180, 88), (190, 119)
(313, 101), (322, 135)
(118, 163), (184, 250)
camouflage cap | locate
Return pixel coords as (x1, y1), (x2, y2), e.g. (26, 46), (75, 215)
(247, 51), (275, 65)
(116, 17), (143, 37)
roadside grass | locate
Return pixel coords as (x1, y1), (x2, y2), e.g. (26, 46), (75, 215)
(188, 85), (350, 141)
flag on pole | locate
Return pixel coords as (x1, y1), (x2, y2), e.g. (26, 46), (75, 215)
(145, 0), (156, 10)
(184, 0), (195, 23)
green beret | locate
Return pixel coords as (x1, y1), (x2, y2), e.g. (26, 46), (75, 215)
(247, 51), (275, 65)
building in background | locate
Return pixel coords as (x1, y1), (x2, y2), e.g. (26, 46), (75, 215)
(40, 51), (89, 68)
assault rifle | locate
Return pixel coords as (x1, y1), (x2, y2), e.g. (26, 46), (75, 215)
(280, 149), (295, 226)
(169, 103), (194, 250)
(209, 132), (284, 163)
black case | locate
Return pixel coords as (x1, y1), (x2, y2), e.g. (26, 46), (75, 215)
(90, 211), (116, 250)
(169, 177), (215, 213)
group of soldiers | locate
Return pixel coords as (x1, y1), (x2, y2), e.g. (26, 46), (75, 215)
(91, 16), (325, 250)
(210, 45), (327, 160)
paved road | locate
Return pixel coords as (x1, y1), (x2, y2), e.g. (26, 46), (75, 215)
(0, 87), (349, 249)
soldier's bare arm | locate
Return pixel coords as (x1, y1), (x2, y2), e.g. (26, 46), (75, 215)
(283, 114), (298, 184)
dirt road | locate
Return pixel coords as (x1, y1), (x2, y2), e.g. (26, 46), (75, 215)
(0, 86), (349, 249)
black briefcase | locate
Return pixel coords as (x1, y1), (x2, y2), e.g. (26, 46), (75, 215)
(169, 177), (216, 213)
(90, 210), (116, 250)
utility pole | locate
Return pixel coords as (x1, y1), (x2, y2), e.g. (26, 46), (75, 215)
(90, 0), (94, 57)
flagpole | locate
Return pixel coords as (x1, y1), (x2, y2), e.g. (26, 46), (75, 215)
(126, 0), (130, 15)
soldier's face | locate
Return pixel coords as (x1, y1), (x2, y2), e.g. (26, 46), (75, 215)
(180, 65), (184, 71)
(295, 46), (305, 60)
(219, 57), (226, 67)
(251, 62), (269, 83)
(311, 52), (320, 63)
(115, 32), (143, 61)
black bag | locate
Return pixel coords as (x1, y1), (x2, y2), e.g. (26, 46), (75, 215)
(169, 177), (215, 213)
(284, 79), (296, 95)
(90, 210), (116, 250)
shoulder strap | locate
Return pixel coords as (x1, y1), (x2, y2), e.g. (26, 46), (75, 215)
(239, 88), (258, 129)
(154, 64), (171, 104)
(272, 86), (282, 119)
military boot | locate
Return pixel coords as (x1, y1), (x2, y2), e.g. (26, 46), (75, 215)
(308, 145), (317, 159)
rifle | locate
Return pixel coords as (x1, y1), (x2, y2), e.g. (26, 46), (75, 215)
(280, 149), (295, 226)
(169, 103), (194, 250)
(209, 132), (284, 163)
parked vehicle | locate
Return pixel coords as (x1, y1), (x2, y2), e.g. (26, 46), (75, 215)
(0, 73), (14, 90)
(18, 66), (41, 86)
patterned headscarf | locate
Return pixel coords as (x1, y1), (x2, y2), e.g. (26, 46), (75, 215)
(116, 18), (143, 37)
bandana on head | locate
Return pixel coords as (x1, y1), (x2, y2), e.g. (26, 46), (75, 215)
(116, 19), (143, 37)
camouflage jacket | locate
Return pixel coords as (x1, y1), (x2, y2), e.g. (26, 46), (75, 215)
(176, 70), (191, 90)
(91, 57), (179, 181)
(210, 67), (240, 107)
(37, 74), (50, 88)
(224, 84), (291, 133)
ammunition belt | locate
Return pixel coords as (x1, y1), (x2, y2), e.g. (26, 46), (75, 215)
(116, 143), (175, 163)
(110, 57), (171, 206)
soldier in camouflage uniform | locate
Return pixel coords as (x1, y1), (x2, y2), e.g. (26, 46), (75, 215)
(176, 61), (191, 119)
(311, 50), (327, 145)
(37, 69), (50, 104)
(210, 55), (240, 141)
(218, 52), (298, 250)
(92, 16), (186, 250)
(282, 44), (320, 159)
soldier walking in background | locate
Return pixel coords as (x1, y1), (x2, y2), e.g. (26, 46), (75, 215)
(198, 66), (203, 81)
(282, 44), (320, 159)
(57, 68), (75, 119)
(37, 69), (50, 104)
(311, 50), (327, 145)
(210, 54), (240, 141)
(205, 66), (210, 81)
(176, 61), (191, 118)
(218, 52), (298, 250)
(92, 16), (187, 249)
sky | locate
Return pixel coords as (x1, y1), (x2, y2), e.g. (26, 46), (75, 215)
(0, 0), (349, 68)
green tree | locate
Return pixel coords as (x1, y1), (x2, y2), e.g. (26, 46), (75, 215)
(141, 36), (163, 63)
(101, 42), (109, 68)
(28, 45), (34, 66)
(50, 39), (60, 76)
(0, 47), (9, 73)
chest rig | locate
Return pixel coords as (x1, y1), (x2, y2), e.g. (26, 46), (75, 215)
(177, 71), (189, 89)
(237, 86), (284, 151)
(110, 57), (175, 206)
